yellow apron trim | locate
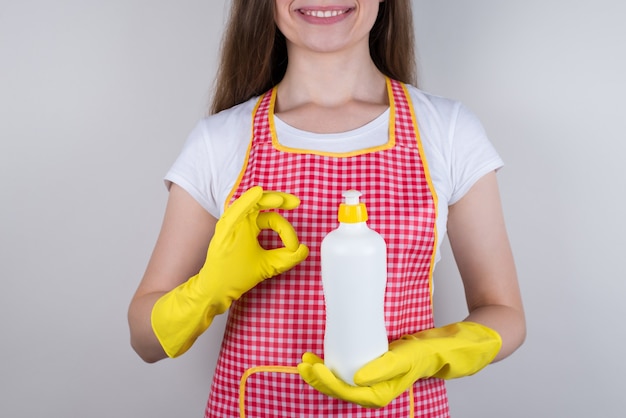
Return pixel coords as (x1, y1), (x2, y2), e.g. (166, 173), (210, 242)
(268, 77), (396, 157)
(400, 82), (439, 308)
(238, 365), (415, 417)
(385, 76), (397, 152)
(223, 94), (265, 213)
(239, 365), (299, 418)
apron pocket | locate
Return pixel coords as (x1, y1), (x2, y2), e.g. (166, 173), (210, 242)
(239, 365), (414, 418)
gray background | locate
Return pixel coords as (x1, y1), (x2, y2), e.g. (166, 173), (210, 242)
(1, 1), (624, 417)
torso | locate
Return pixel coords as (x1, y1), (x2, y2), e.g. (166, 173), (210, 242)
(204, 78), (450, 418)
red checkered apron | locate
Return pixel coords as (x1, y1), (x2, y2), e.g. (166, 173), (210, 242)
(204, 78), (449, 417)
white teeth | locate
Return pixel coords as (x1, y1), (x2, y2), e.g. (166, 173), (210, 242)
(303, 9), (347, 18)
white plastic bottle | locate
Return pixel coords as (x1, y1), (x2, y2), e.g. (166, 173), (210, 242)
(321, 190), (388, 386)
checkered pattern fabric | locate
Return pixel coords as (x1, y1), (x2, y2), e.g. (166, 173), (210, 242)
(205, 79), (449, 417)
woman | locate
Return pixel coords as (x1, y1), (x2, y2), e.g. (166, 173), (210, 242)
(128, 1), (526, 416)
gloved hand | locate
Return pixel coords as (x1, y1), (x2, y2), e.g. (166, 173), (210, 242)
(298, 322), (501, 408)
(151, 186), (309, 358)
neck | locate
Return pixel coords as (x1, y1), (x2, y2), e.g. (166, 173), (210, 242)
(276, 46), (387, 112)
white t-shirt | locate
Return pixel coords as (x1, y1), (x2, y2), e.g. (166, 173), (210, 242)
(165, 85), (503, 264)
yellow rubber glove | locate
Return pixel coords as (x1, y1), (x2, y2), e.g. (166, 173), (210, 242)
(298, 322), (501, 408)
(151, 186), (309, 358)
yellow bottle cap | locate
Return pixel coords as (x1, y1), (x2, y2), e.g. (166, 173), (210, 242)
(337, 190), (368, 223)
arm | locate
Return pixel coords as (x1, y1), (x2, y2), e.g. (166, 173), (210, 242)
(447, 171), (526, 361)
(128, 184), (217, 363)
(128, 184), (309, 363)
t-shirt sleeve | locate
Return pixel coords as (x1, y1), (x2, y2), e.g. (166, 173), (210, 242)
(164, 121), (219, 217)
(448, 103), (504, 205)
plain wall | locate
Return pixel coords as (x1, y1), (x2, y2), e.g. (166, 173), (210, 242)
(1, 1), (624, 417)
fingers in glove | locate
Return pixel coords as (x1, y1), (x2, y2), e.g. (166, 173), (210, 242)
(353, 352), (410, 386)
(220, 187), (301, 233)
(257, 190), (301, 211)
(220, 186), (264, 231)
(256, 211), (301, 251)
(301, 352), (324, 365)
(262, 244), (309, 276)
(298, 358), (392, 408)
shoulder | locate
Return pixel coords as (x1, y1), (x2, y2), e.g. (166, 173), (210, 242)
(193, 97), (259, 147)
(401, 84), (503, 205)
(403, 84), (466, 129)
(164, 96), (261, 217)
(172, 96), (259, 175)
(403, 83), (491, 152)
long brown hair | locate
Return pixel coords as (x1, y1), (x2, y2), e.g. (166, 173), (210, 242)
(210, 0), (416, 114)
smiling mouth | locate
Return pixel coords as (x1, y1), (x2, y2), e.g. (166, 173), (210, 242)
(298, 8), (353, 18)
